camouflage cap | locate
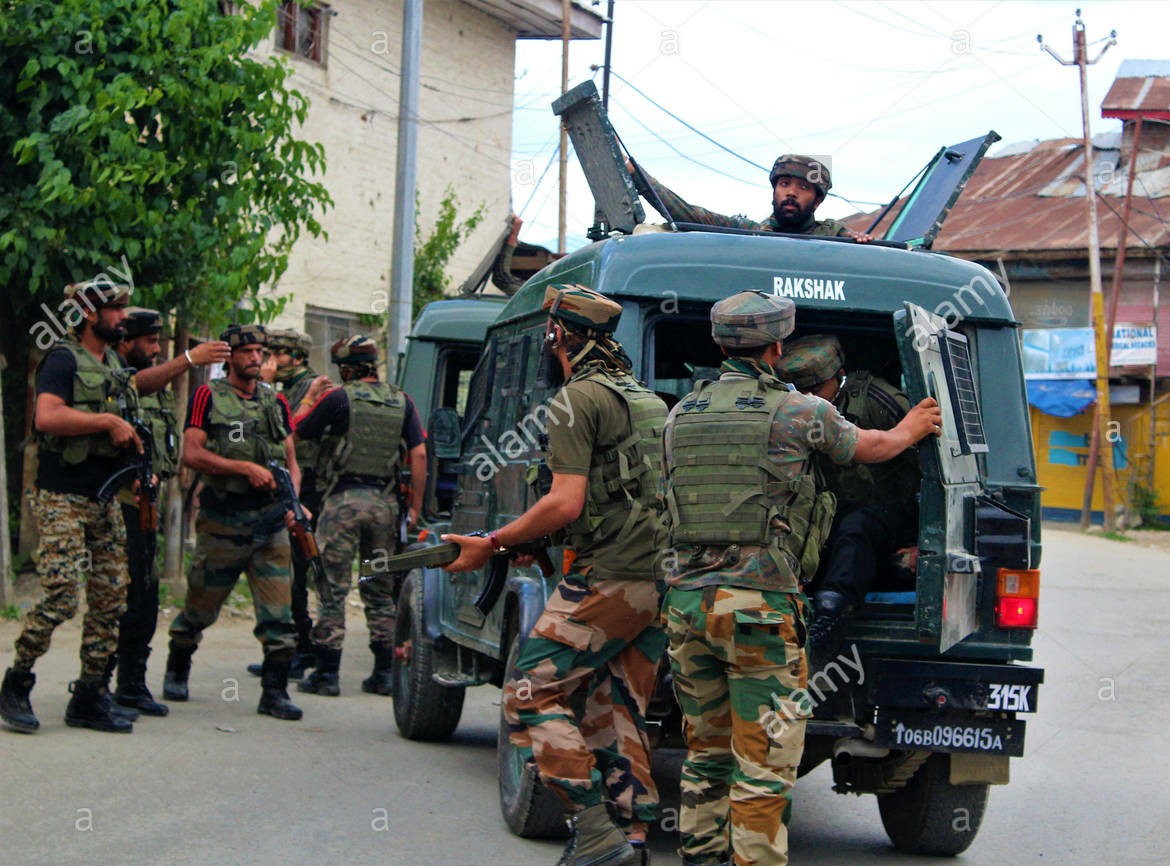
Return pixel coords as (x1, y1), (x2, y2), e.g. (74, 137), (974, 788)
(331, 334), (378, 365)
(769, 154), (832, 199)
(774, 334), (844, 390)
(220, 323), (267, 349)
(542, 284), (622, 335)
(710, 291), (795, 349)
(122, 307), (163, 338)
(268, 328), (313, 356)
(64, 280), (131, 309)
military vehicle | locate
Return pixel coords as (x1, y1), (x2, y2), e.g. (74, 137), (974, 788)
(388, 81), (1043, 856)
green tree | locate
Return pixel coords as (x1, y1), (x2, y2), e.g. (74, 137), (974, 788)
(412, 186), (485, 318)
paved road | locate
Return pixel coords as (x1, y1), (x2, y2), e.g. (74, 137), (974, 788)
(1, 526), (1168, 866)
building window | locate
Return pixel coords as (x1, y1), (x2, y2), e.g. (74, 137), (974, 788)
(276, 2), (329, 66)
(304, 306), (359, 376)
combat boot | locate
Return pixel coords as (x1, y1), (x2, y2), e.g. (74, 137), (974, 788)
(554, 803), (637, 866)
(115, 649), (169, 717)
(298, 646), (341, 697)
(65, 678), (133, 733)
(101, 655), (139, 722)
(163, 641), (194, 702)
(360, 642), (395, 696)
(257, 656), (304, 721)
(289, 649), (316, 680)
(808, 590), (852, 671)
(0, 668), (39, 733)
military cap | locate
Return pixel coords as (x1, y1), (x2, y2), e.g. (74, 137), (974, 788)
(122, 307), (163, 338)
(542, 284), (622, 335)
(769, 154), (833, 199)
(774, 334), (844, 390)
(220, 323), (267, 349)
(331, 334), (378, 365)
(64, 280), (131, 309)
(268, 328), (313, 356)
(710, 291), (795, 349)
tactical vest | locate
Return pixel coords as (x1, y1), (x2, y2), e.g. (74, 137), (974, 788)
(139, 388), (180, 479)
(316, 380), (406, 496)
(666, 373), (835, 585)
(200, 379), (289, 494)
(561, 366), (667, 582)
(283, 367), (320, 482)
(823, 370), (918, 513)
(37, 339), (139, 465)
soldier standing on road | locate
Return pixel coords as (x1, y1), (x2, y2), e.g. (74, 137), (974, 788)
(294, 335), (426, 697)
(444, 285), (668, 866)
(775, 334), (923, 669)
(109, 308), (227, 717)
(245, 328), (321, 680)
(162, 324), (305, 722)
(661, 292), (940, 866)
(629, 154), (871, 240)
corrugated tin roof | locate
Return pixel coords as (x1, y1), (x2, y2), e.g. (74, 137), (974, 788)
(1102, 59), (1170, 119)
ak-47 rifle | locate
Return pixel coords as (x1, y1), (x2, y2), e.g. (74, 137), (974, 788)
(97, 419), (159, 532)
(269, 460), (327, 588)
(394, 467), (412, 553)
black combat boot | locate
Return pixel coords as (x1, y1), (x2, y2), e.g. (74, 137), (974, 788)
(257, 656), (304, 721)
(115, 649), (169, 716)
(65, 678), (133, 733)
(101, 654), (139, 722)
(298, 646), (341, 696)
(808, 590), (852, 671)
(0, 668), (40, 733)
(288, 649), (316, 680)
(555, 803), (637, 866)
(360, 642), (395, 696)
(163, 641), (194, 702)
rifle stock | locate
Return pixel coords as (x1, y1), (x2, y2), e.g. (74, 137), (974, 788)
(269, 460), (327, 585)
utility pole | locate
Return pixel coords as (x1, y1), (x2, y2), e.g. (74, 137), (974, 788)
(1039, 12), (1118, 531)
(558, 0), (571, 255)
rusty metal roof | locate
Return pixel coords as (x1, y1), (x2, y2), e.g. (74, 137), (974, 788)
(1103, 60), (1170, 120)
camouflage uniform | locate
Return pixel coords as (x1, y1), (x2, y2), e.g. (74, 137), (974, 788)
(502, 286), (669, 842)
(662, 293), (861, 866)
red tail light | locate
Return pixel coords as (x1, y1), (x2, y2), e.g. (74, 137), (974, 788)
(996, 568), (1040, 629)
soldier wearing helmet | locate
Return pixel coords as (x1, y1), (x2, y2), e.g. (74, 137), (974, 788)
(661, 292), (938, 866)
(628, 153), (872, 240)
(443, 285), (669, 866)
(292, 335), (427, 698)
(163, 323), (305, 722)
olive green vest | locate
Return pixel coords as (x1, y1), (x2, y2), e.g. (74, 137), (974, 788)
(200, 379), (289, 494)
(283, 366), (319, 484)
(139, 388), (180, 479)
(666, 374), (835, 585)
(316, 380), (406, 496)
(37, 338), (139, 465)
(562, 367), (667, 582)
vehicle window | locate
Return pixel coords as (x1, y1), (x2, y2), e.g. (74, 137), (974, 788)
(648, 314), (723, 406)
(461, 338), (496, 448)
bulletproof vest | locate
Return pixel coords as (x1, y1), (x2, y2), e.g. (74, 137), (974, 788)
(666, 373), (834, 585)
(139, 388), (180, 479)
(200, 379), (289, 494)
(562, 366), (667, 582)
(37, 339), (139, 465)
(823, 370), (919, 513)
(282, 366), (319, 480)
(316, 380), (406, 495)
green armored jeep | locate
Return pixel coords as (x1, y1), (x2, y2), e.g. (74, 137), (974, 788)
(388, 82), (1043, 856)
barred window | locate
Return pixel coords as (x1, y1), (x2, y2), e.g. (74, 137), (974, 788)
(276, 2), (329, 66)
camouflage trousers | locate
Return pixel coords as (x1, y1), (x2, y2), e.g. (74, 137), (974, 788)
(169, 502), (295, 657)
(664, 585), (811, 866)
(503, 575), (666, 830)
(310, 487), (398, 652)
(14, 490), (129, 679)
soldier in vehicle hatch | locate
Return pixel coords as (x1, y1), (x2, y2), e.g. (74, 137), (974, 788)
(775, 334), (922, 670)
(629, 153), (872, 240)
(661, 292), (939, 866)
(443, 285), (669, 866)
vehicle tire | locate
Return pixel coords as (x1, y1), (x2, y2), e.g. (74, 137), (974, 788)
(877, 752), (989, 856)
(392, 573), (465, 741)
(497, 634), (568, 839)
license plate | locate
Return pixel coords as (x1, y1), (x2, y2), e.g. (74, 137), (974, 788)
(873, 711), (1026, 757)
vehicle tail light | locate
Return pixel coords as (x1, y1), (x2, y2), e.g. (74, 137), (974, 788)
(996, 568), (1040, 628)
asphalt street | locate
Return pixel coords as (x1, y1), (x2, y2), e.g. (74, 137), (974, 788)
(1, 526), (1168, 866)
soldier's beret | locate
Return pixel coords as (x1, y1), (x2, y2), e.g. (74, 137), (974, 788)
(268, 328), (313, 356)
(542, 284), (622, 335)
(331, 334), (378, 365)
(774, 334), (845, 390)
(769, 154), (833, 199)
(710, 291), (795, 349)
(122, 307), (163, 338)
(64, 280), (131, 309)
(220, 323), (268, 349)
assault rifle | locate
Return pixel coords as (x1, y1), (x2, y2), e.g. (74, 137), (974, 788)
(269, 460), (327, 588)
(395, 467), (412, 552)
(97, 419), (159, 533)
